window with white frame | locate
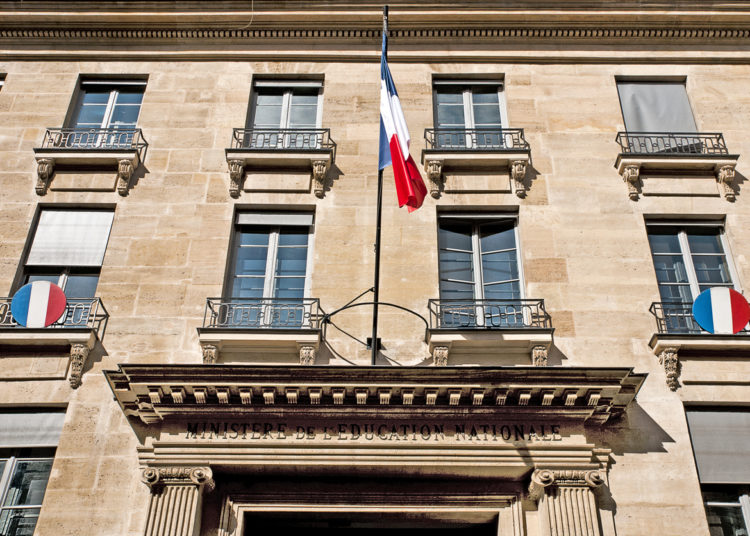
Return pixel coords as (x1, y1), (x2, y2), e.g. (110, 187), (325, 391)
(22, 209), (114, 300)
(248, 80), (322, 149)
(224, 213), (313, 328)
(433, 80), (507, 149)
(0, 411), (64, 536)
(67, 80), (145, 148)
(437, 215), (523, 327)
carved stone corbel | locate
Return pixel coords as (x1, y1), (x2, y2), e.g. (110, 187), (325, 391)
(312, 160), (328, 198)
(532, 345), (548, 366)
(117, 159), (134, 196)
(717, 165), (736, 201)
(432, 346), (449, 367)
(141, 466), (214, 536)
(69, 343), (90, 389)
(658, 346), (681, 391)
(201, 344), (218, 364)
(35, 158), (54, 195)
(622, 165), (641, 200)
(510, 160), (527, 198)
(227, 159), (244, 198)
(424, 159), (443, 199)
(299, 345), (316, 365)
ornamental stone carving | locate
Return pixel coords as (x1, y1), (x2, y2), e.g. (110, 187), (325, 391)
(35, 158), (54, 195)
(528, 469), (605, 536)
(622, 165), (641, 200)
(69, 343), (90, 389)
(433, 346), (449, 367)
(312, 159), (328, 198)
(658, 346), (681, 391)
(201, 344), (218, 364)
(532, 345), (548, 366)
(227, 159), (244, 198)
(141, 466), (215, 492)
(510, 160), (527, 198)
(424, 159), (443, 198)
(299, 345), (316, 365)
(717, 165), (736, 201)
(117, 159), (134, 196)
(141, 466), (214, 536)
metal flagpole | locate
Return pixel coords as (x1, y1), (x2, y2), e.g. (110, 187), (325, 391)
(371, 5), (388, 366)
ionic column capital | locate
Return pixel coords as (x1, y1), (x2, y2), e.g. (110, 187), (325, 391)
(141, 466), (215, 493)
(528, 468), (604, 500)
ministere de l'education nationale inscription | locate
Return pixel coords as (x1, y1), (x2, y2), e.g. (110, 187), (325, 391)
(185, 421), (564, 443)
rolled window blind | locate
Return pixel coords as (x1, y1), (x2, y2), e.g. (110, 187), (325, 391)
(617, 82), (698, 133)
(0, 411), (65, 448)
(27, 210), (114, 267)
(686, 409), (750, 484)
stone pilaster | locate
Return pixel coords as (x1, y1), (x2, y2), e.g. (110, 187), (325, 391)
(117, 159), (134, 196)
(141, 467), (214, 536)
(35, 158), (54, 195)
(510, 160), (527, 198)
(658, 346), (681, 391)
(69, 343), (89, 389)
(529, 469), (604, 536)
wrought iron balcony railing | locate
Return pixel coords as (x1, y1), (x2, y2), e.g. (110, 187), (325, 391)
(428, 299), (551, 330)
(615, 132), (730, 156)
(230, 128), (335, 152)
(650, 301), (750, 335)
(203, 298), (323, 330)
(39, 128), (146, 151)
(0, 297), (109, 339)
(424, 128), (530, 152)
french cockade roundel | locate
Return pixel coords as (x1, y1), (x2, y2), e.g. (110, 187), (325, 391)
(692, 287), (750, 335)
(10, 281), (68, 328)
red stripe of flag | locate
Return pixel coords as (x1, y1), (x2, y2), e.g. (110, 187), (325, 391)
(389, 134), (427, 212)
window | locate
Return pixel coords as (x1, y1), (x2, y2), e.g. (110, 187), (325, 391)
(617, 81), (697, 134)
(437, 216), (523, 327)
(0, 411), (64, 536)
(248, 80), (322, 149)
(433, 81), (507, 149)
(223, 212), (313, 328)
(686, 409), (750, 535)
(67, 80), (145, 148)
(22, 209), (114, 300)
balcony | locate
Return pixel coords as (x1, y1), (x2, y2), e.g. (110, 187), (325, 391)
(421, 128), (532, 198)
(196, 297), (324, 364)
(33, 128), (147, 195)
(648, 301), (750, 392)
(224, 128), (336, 198)
(0, 297), (109, 388)
(426, 299), (553, 366)
(614, 132), (739, 200)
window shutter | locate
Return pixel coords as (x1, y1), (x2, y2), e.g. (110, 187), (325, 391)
(617, 82), (698, 133)
(27, 210), (114, 267)
(0, 411), (65, 448)
(686, 409), (750, 483)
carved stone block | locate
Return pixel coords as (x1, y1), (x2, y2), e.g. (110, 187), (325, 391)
(312, 159), (328, 198)
(532, 345), (548, 366)
(227, 159), (244, 198)
(432, 345), (449, 366)
(299, 345), (316, 365)
(69, 343), (90, 389)
(510, 160), (527, 198)
(202, 344), (218, 364)
(424, 159), (443, 198)
(117, 159), (134, 196)
(717, 164), (736, 201)
(35, 158), (54, 195)
(621, 165), (641, 200)
(658, 346), (681, 391)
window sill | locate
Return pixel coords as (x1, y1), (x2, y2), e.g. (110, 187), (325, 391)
(197, 328), (321, 365)
(427, 328), (553, 367)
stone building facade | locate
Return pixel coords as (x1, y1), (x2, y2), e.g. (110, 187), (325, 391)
(0, 1), (749, 535)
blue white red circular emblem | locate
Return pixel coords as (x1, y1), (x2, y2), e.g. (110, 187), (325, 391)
(10, 281), (67, 328)
(692, 287), (750, 335)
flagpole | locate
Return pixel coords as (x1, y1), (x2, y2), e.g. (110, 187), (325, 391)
(371, 5), (388, 366)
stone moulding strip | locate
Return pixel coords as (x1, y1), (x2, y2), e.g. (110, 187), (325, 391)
(104, 364), (646, 426)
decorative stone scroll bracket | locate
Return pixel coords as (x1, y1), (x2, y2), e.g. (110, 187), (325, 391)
(35, 158), (54, 195)
(528, 469), (605, 536)
(312, 159), (329, 198)
(621, 164), (641, 201)
(510, 160), (528, 198)
(69, 343), (90, 389)
(425, 159), (444, 199)
(201, 344), (218, 364)
(432, 345), (449, 366)
(717, 164), (736, 201)
(117, 159), (134, 196)
(658, 346), (681, 391)
(532, 345), (548, 366)
(141, 467), (214, 536)
(227, 159), (244, 198)
(299, 345), (317, 365)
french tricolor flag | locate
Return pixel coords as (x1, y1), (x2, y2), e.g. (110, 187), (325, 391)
(11, 281), (67, 328)
(379, 32), (427, 212)
(692, 287), (750, 335)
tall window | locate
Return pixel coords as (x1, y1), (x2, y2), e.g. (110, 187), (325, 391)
(647, 224), (737, 304)
(22, 209), (114, 299)
(0, 411), (64, 536)
(433, 81), (506, 149)
(224, 213), (313, 328)
(249, 81), (322, 149)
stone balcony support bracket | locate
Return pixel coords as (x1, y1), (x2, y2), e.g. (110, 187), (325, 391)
(35, 158), (54, 195)
(621, 164), (641, 200)
(141, 466), (214, 536)
(299, 344), (317, 365)
(117, 158), (134, 196)
(201, 344), (219, 364)
(510, 159), (528, 198)
(227, 159), (244, 198)
(69, 342), (92, 389)
(528, 468), (605, 536)
(425, 158), (444, 199)
(33, 150), (141, 196)
(717, 164), (736, 201)
(432, 345), (449, 366)
(532, 345), (549, 366)
(658, 346), (681, 391)
(312, 159), (329, 198)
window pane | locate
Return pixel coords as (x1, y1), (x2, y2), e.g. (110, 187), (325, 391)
(290, 91), (318, 106)
(2, 460), (52, 507)
(436, 104), (465, 127)
(648, 230), (681, 254)
(288, 105), (317, 128)
(436, 90), (463, 104)
(253, 104), (283, 128)
(481, 250), (518, 283)
(231, 277), (264, 298)
(658, 283), (693, 303)
(255, 92), (283, 106)
(472, 103), (502, 126)
(688, 230), (724, 254)
(439, 279), (475, 301)
(0, 507), (41, 536)
(274, 277), (305, 299)
(25, 274), (61, 286)
(73, 105), (106, 128)
(277, 229), (308, 246)
(705, 504), (748, 536)
(63, 274), (99, 298)
(114, 90), (143, 105)
(109, 105), (140, 127)
(439, 251), (473, 283)
(438, 221), (472, 251)
(652, 255), (688, 283)
(234, 247), (268, 277)
(479, 221), (515, 252)
(483, 281), (521, 301)
(276, 247), (307, 276)
(239, 230), (270, 246)
(693, 255), (732, 285)
(471, 88), (500, 104)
